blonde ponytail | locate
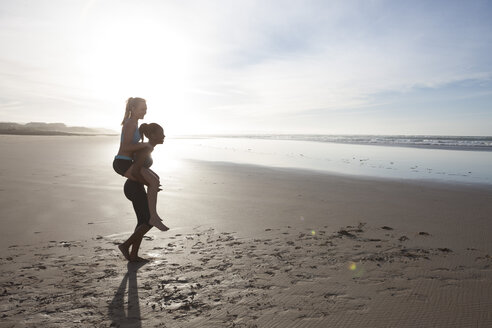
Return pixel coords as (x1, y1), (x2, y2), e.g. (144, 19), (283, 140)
(121, 97), (146, 125)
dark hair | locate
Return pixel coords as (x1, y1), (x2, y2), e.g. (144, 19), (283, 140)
(138, 123), (163, 142)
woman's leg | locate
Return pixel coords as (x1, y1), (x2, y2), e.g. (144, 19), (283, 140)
(129, 224), (152, 261)
(147, 168), (162, 191)
(118, 224), (151, 261)
(138, 168), (168, 230)
(123, 164), (159, 188)
(123, 164), (140, 182)
(119, 178), (170, 261)
(124, 166), (168, 231)
(147, 168), (160, 180)
(124, 165), (161, 218)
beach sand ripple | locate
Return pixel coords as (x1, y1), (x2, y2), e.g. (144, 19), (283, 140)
(1, 224), (491, 327)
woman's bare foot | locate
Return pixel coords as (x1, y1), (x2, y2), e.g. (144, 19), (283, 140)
(129, 255), (149, 262)
(118, 244), (130, 261)
(149, 215), (169, 231)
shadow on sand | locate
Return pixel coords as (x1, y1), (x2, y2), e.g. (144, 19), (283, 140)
(108, 261), (148, 328)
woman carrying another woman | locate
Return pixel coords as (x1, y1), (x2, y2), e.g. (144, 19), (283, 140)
(116, 122), (168, 262)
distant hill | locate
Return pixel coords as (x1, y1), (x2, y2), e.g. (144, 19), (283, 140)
(0, 122), (118, 136)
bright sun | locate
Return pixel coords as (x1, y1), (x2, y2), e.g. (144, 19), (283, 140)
(81, 12), (195, 134)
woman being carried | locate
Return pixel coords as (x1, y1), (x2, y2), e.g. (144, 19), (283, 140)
(112, 97), (168, 231)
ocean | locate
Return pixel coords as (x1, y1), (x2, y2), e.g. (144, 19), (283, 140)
(207, 134), (492, 151)
(1, 134), (490, 187)
(156, 134), (492, 187)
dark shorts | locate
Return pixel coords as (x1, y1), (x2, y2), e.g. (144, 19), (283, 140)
(113, 158), (133, 176)
(124, 179), (151, 228)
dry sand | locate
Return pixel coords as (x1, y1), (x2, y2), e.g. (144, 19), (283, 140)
(1, 137), (492, 327)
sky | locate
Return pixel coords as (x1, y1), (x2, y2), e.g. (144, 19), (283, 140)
(0, 0), (491, 135)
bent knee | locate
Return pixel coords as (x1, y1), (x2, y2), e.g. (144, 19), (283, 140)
(148, 178), (160, 187)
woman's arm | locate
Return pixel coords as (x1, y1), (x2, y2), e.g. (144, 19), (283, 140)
(120, 123), (153, 153)
(122, 142), (152, 153)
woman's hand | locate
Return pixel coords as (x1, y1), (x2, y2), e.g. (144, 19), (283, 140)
(143, 142), (154, 151)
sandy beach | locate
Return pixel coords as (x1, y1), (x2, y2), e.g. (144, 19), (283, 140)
(2, 0), (492, 326)
(1, 136), (492, 327)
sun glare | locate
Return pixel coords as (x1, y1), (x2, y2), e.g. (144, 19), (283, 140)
(80, 12), (194, 132)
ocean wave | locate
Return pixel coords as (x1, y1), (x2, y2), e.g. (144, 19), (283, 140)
(213, 135), (492, 151)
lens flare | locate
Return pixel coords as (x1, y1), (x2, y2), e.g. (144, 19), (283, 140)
(348, 262), (365, 277)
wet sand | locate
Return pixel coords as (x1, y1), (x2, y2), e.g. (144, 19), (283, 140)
(1, 136), (492, 327)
